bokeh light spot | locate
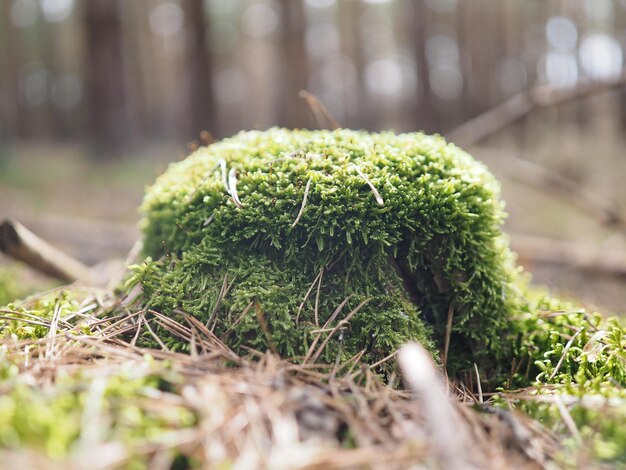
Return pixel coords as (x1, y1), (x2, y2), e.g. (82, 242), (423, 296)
(546, 16), (577, 51)
(241, 3), (278, 38)
(40, 0), (74, 23)
(150, 2), (185, 38)
(11, 0), (39, 28)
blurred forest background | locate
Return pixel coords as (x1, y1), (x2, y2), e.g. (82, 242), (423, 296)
(2, 0), (626, 313)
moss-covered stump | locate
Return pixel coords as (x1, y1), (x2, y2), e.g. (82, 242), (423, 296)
(132, 128), (523, 373)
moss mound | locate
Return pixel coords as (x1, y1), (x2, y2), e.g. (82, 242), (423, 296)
(133, 128), (523, 372)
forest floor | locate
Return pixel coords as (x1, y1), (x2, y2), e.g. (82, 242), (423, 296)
(0, 140), (625, 468)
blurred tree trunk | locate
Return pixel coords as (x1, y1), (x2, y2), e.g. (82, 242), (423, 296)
(462, 0), (498, 117)
(277, 0), (308, 129)
(338, 0), (369, 129)
(1, 2), (26, 139)
(83, 0), (129, 157)
(42, 21), (63, 140)
(183, 0), (215, 138)
(409, 0), (437, 133)
(613, 5), (626, 132)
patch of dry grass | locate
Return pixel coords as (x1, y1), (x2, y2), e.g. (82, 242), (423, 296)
(0, 286), (559, 469)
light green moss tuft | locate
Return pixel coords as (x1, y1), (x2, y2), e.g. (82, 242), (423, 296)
(495, 289), (626, 464)
(133, 128), (523, 373)
(0, 352), (196, 460)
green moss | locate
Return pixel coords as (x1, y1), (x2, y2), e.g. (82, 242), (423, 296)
(494, 290), (626, 464)
(0, 352), (195, 460)
(134, 128), (522, 373)
(0, 291), (87, 341)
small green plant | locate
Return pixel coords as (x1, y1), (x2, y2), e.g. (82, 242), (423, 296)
(494, 290), (626, 464)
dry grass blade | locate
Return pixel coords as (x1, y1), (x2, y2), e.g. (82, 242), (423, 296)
(228, 168), (244, 208)
(291, 177), (312, 228)
(549, 328), (582, 381)
(353, 166), (384, 206)
(554, 396), (583, 445)
(206, 273), (234, 330)
(303, 295), (352, 364)
(218, 158), (228, 192)
(223, 301), (255, 339)
(45, 301), (62, 358)
(443, 303), (454, 368)
(314, 267), (323, 327)
(141, 312), (169, 351)
(299, 90), (340, 130)
(295, 269), (324, 324)
(254, 302), (278, 356)
(398, 342), (471, 469)
(130, 315), (144, 347)
(309, 298), (369, 364)
(474, 363), (484, 404)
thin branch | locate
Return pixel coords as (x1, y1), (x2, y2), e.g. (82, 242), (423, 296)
(510, 233), (626, 278)
(0, 218), (96, 284)
(506, 156), (623, 227)
(448, 70), (626, 146)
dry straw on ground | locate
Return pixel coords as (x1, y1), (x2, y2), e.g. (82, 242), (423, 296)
(0, 285), (559, 469)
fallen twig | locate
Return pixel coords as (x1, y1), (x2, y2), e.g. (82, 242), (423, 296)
(506, 156), (623, 227)
(448, 70), (626, 146)
(0, 218), (96, 284)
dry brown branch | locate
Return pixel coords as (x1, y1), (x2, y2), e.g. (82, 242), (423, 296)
(448, 71), (626, 146)
(510, 233), (626, 278)
(0, 218), (96, 284)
